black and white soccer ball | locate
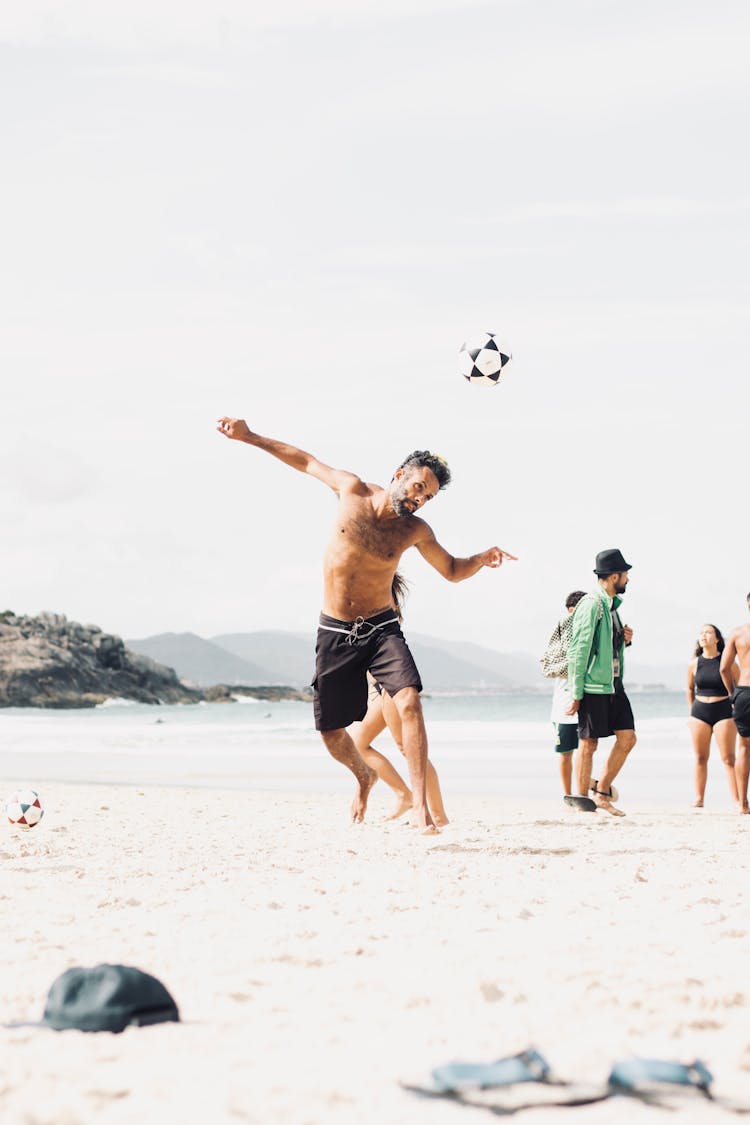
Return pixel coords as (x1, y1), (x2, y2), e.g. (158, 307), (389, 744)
(6, 788), (44, 830)
(459, 332), (512, 387)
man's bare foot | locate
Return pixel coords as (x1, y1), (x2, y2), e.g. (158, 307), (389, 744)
(385, 791), (413, 821)
(407, 804), (439, 834)
(740, 803), (749, 816)
(693, 798), (704, 808)
(433, 813), (450, 827)
(350, 766), (378, 823)
(593, 793), (625, 817)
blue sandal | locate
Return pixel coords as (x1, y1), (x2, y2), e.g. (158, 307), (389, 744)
(405, 1050), (748, 1113)
(428, 1047), (554, 1095)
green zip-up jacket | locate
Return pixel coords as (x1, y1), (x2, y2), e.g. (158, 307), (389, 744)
(567, 587), (625, 700)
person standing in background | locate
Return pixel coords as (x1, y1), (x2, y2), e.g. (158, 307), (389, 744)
(543, 590), (586, 798)
(687, 624), (738, 809)
(566, 549), (636, 816)
(720, 595), (750, 814)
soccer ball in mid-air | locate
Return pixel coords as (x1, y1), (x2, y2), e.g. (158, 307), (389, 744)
(459, 332), (512, 386)
(6, 788), (44, 830)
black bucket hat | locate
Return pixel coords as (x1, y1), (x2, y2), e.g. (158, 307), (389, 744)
(594, 548), (632, 577)
(39, 965), (179, 1033)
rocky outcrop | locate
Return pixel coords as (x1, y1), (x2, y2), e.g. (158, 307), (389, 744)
(202, 684), (313, 703)
(0, 611), (204, 708)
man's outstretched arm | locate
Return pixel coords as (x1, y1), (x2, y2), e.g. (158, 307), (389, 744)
(217, 417), (358, 493)
(415, 524), (517, 583)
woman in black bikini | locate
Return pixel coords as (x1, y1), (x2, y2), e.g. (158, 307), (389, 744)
(687, 624), (739, 808)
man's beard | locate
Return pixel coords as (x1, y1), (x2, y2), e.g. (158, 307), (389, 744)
(391, 484), (412, 516)
(615, 577), (628, 594)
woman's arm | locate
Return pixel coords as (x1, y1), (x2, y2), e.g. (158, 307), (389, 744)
(686, 658), (697, 709)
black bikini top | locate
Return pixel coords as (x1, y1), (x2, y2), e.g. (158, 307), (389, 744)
(694, 654), (728, 697)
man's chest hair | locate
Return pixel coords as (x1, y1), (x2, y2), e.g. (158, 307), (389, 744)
(337, 497), (415, 561)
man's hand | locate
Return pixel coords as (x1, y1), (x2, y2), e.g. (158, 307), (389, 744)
(217, 417), (252, 442)
(624, 625), (634, 645)
(479, 547), (518, 568)
(565, 699), (580, 716)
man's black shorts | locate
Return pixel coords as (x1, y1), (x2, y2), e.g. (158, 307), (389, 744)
(312, 609), (422, 732)
(578, 678), (635, 740)
(733, 686), (750, 738)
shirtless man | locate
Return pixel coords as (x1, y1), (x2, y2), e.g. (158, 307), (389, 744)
(216, 418), (516, 831)
(720, 593), (750, 814)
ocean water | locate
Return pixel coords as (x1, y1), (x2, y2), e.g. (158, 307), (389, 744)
(2, 690), (731, 812)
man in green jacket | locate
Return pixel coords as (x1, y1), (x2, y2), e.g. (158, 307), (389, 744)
(566, 548), (636, 816)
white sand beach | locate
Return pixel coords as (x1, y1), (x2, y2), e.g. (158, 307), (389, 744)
(3, 780), (750, 1124)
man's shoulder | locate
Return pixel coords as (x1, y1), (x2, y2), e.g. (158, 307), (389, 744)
(339, 475), (377, 497)
(409, 515), (435, 542)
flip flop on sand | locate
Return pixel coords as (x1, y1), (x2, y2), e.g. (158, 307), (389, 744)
(403, 1050), (749, 1114)
(427, 1047), (554, 1094)
(563, 795), (597, 812)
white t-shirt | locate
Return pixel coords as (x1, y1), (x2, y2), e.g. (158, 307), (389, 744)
(550, 677), (577, 725)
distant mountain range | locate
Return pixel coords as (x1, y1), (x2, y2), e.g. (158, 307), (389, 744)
(126, 630), (685, 692)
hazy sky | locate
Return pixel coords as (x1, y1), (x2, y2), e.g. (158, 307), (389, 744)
(2, 0), (748, 667)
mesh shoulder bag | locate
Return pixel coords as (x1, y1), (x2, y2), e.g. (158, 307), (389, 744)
(540, 615), (573, 678)
(540, 597), (604, 679)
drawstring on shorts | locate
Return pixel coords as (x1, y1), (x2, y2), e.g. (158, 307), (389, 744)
(318, 614), (399, 645)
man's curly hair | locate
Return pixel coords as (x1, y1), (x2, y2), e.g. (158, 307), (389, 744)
(396, 450), (451, 490)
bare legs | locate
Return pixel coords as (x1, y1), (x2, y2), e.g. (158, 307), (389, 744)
(338, 688), (447, 829)
(387, 687), (437, 833)
(715, 718), (741, 809)
(320, 728), (377, 823)
(737, 737), (750, 815)
(382, 690), (449, 826)
(689, 717), (741, 810)
(559, 751), (573, 796)
(576, 729), (635, 816)
(689, 717), (711, 807)
(350, 702), (413, 820)
(425, 762), (449, 826)
(360, 747), (414, 819)
(575, 737), (596, 801)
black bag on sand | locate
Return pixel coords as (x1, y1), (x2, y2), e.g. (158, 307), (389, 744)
(41, 964), (179, 1033)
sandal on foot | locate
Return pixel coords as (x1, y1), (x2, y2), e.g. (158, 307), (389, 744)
(591, 779), (619, 802)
